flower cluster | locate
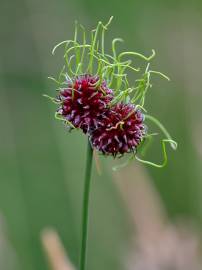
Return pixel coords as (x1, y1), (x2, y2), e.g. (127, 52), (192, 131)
(57, 74), (113, 134)
(90, 103), (145, 156)
(57, 74), (145, 156)
(47, 17), (177, 165)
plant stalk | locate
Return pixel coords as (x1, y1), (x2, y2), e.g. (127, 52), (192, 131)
(79, 140), (93, 270)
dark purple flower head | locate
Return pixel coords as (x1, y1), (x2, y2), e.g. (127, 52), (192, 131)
(90, 103), (146, 157)
(58, 74), (113, 133)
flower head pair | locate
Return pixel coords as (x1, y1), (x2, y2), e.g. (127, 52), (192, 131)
(46, 17), (177, 167)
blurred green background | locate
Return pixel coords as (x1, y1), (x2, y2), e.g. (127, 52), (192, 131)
(0, 0), (202, 269)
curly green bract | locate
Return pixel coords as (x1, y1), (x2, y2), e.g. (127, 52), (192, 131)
(46, 16), (177, 169)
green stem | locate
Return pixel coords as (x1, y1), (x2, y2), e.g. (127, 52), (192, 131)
(145, 114), (177, 150)
(80, 140), (93, 270)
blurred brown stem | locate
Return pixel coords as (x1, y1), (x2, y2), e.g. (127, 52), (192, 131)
(41, 229), (75, 270)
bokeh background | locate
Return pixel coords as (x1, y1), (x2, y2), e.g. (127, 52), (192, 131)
(1, 0), (202, 269)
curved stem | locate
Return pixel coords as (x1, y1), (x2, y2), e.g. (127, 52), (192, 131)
(145, 114), (177, 150)
(80, 140), (93, 270)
